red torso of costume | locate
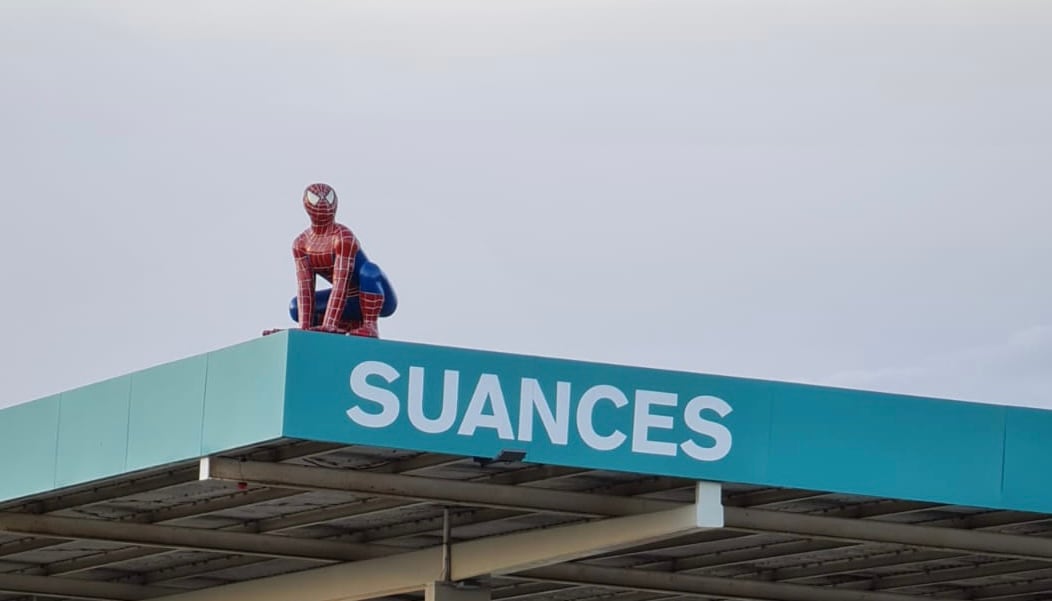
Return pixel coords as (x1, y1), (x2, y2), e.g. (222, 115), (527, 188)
(293, 222), (361, 332)
(294, 224), (360, 285)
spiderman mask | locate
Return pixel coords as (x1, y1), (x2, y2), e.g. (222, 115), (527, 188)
(304, 183), (338, 226)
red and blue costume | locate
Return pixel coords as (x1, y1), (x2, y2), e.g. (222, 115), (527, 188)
(285, 183), (396, 337)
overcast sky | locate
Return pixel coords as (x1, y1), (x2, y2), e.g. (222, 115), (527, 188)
(1, 0), (1049, 410)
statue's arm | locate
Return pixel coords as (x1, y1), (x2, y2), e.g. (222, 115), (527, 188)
(320, 228), (359, 331)
(293, 237), (316, 330)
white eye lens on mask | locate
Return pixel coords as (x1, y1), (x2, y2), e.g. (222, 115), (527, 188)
(326, 190), (335, 203)
(306, 190), (320, 205)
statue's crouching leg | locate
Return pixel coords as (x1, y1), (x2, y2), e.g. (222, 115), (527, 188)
(287, 258), (397, 337)
(347, 261), (396, 338)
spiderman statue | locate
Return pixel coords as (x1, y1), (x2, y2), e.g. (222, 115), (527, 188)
(264, 183), (397, 338)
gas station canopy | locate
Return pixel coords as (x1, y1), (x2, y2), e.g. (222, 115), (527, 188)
(2, 331), (1051, 601)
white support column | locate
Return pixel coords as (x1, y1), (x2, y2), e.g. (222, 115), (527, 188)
(694, 481), (724, 528)
(424, 582), (490, 601)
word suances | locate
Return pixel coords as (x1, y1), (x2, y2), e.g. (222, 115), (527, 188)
(347, 360), (733, 461)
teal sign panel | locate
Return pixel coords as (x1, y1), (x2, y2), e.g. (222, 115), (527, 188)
(281, 331), (1018, 512)
(0, 335), (289, 505)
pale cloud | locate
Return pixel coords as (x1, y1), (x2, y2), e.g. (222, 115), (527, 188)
(816, 325), (1052, 407)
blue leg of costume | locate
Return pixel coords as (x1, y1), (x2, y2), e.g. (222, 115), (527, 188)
(289, 250), (397, 325)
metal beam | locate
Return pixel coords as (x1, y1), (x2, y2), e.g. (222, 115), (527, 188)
(624, 499), (935, 574)
(3, 468), (199, 515)
(490, 582), (565, 600)
(144, 475), (706, 585)
(46, 547), (174, 577)
(76, 471), (591, 583)
(126, 488), (298, 525)
(518, 563), (923, 601)
(366, 453), (466, 473)
(0, 573), (171, 601)
(142, 471), (644, 584)
(723, 488), (829, 508)
(466, 464), (585, 486)
(26, 452), (468, 577)
(201, 458), (680, 517)
(491, 581), (684, 601)
(580, 594), (687, 601)
(723, 507), (1052, 561)
(0, 513), (396, 562)
(147, 483), (722, 601)
(958, 511), (1052, 530)
(49, 462), (589, 582)
(0, 441), (343, 516)
(625, 500), (953, 580)
(827, 500), (936, 519)
(0, 441), (356, 572)
(972, 576), (1052, 600)
(772, 549), (954, 581)
(745, 506), (1052, 585)
(605, 498), (951, 572)
(252, 441), (348, 463)
(207, 458), (1052, 563)
(142, 554), (266, 585)
(425, 581), (490, 601)
(0, 489), (297, 572)
(601, 508), (1052, 596)
(255, 463), (584, 537)
(873, 559), (1051, 591)
(0, 537), (66, 559)
(351, 472), (692, 545)
(199, 455), (1052, 601)
(18, 454), (1018, 601)
(669, 540), (845, 572)
(256, 498), (411, 532)
(351, 506), (522, 543)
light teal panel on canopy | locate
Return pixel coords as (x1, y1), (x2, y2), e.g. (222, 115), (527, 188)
(0, 395), (60, 501)
(55, 376), (132, 488)
(201, 332), (287, 454)
(127, 355), (208, 472)
(0, 334), (289, 505)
